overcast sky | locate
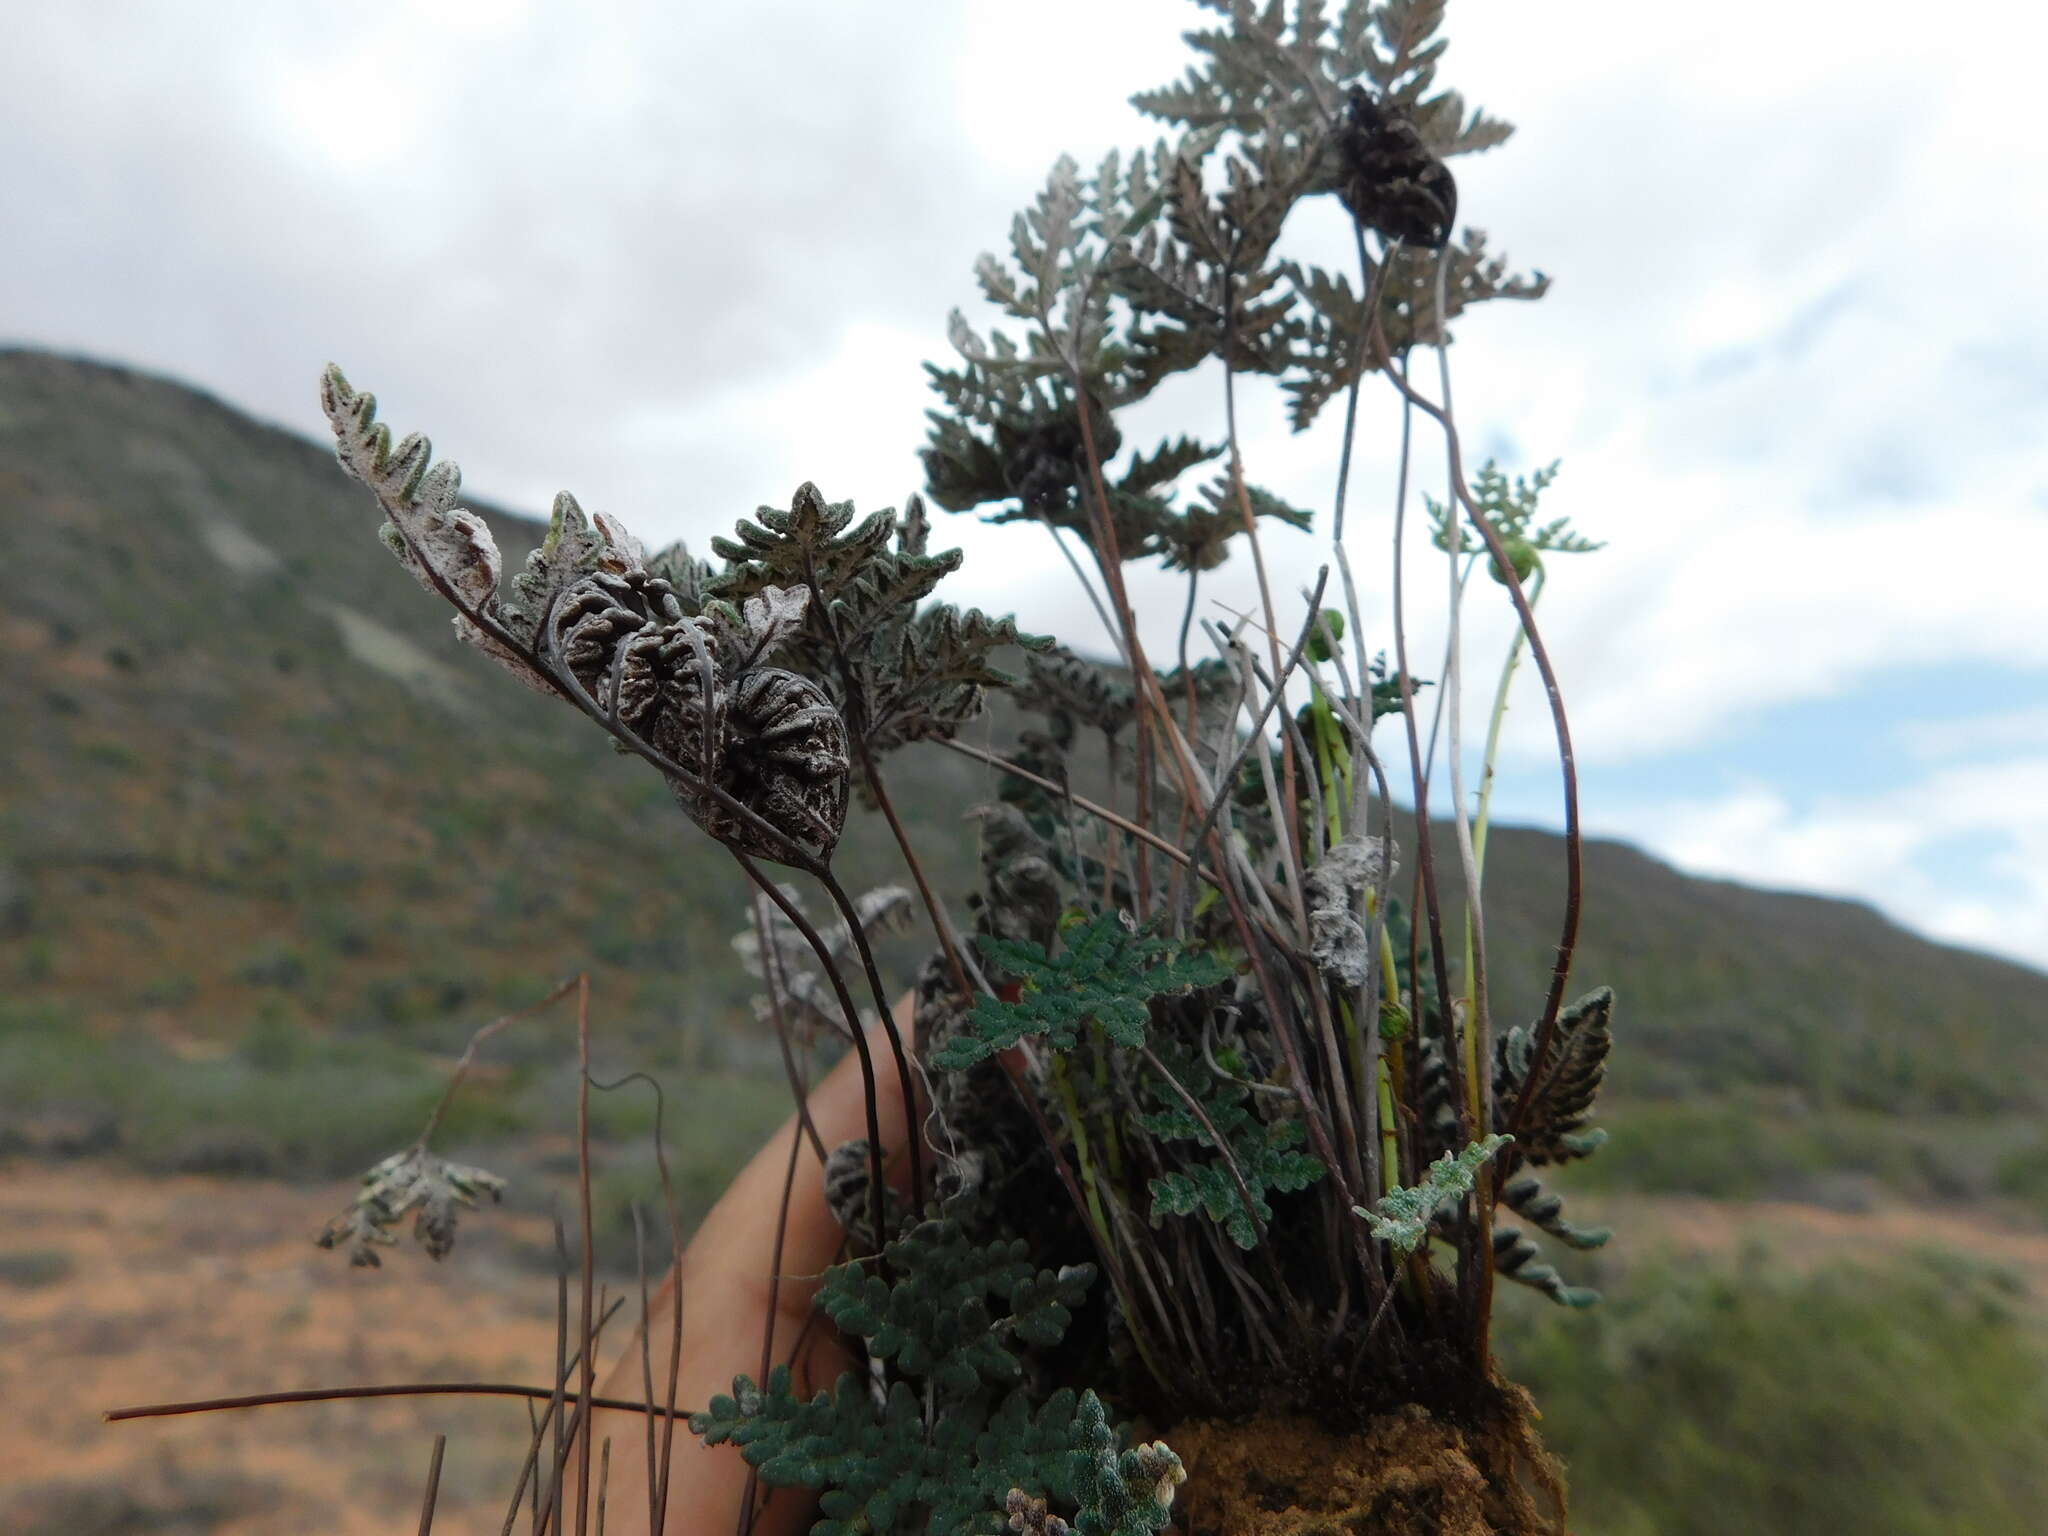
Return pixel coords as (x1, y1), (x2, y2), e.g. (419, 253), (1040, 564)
(7, 0), (2046, 971)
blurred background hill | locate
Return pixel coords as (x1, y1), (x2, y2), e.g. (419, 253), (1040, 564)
(5, 348), (2047, 1532)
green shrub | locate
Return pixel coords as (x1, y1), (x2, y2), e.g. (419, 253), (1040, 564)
(0, 1007), (525, 1179)
(1995, 1137), (2048, 1222)
(136, 972), (197, 1008)
(237, 941), (310, 990)
(1503, 1250), (2048, 1535)
(1564, 1099), (1924, 1201)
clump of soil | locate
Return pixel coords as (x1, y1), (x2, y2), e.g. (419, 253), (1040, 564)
(1166, 1388), (1564, 1536)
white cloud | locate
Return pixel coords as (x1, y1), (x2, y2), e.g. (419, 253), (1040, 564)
(1901, 706), (2048, 763)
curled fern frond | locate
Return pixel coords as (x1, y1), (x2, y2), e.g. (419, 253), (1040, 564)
(1425, 458), (1598, 587)
(1497, 987), (1615, 1168)
(1014, 645), (1136, 740)
(1333, 86), (1458, 249)
(1493, 1225), (1600, 1309)
(1501, 1174), (1612, 1252)
(320, 368), (858, 865)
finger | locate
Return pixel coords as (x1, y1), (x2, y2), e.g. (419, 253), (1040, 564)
(590, 999), (919, 1536)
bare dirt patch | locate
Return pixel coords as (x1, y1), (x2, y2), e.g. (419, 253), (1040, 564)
(0, 1161), (566, 1533)
(1580, 1191), (2048, 1301)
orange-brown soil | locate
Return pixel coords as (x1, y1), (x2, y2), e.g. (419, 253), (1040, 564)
(1170, 1397), (1564, 1536)
(0, 1161), (562, 1534)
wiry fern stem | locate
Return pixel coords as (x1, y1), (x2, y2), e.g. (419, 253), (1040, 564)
(745, 1090), (808, 1536)
(1374, 357), (1586, 1141)
(1066, 379), (1171, 934)
(1385, 351), (1470, 1145)
(820, 865), (931, 1206)
(1308, 606), (1393, 1230)
(107, 1369), (650, 1424)
(734, 858), (895, 1251)
(749, 898), (830, 1164)
(1222, 361), (1305, 889)
(847, 695), (976, 1003)
(411, 976), (580, 1155)
(574, 976), (597, 1536)
(1425, 242), (1498, 1351)
(1218, 623), (1373, 1209)
(1175, 591), (1333, 939)
(589, 1069), (693, 1535)
(549, 1214), (569, 1536)
(937, 737), (1256, 921)
(1467, 567), (1544, 935)
(1046, 524), (1128, 665)
(1046, 1055), (1120, 1276)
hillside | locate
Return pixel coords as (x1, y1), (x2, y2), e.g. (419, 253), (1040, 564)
(4, 348), (2046, 1186)
(0, 348), (989, 1056)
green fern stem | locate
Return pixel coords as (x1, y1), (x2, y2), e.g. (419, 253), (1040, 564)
(1369, 897), (1404, 1014)
(1364, 890), (1408, 1194)
(1049, 1053), (1174, 1392)
(1091, 1048), (1127, 1182)
(1375, 1056), (1400, 1202)
(1050, 1055), (1118, 1270)
(1468, 569), (1544, 925)
(1336, 994), (1374, 1190)
(1308, 683), (1353, 845)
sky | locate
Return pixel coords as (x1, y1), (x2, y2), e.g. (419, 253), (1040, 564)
(5, 0), (2046, 971)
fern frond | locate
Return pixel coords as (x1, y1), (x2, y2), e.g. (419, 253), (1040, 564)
(818, 1218), (1093, 1397)
(706, 483), (1040, 769)
(1355, 1134), (1510, 1256)
(320, 365), (556, 691)
(316, 1147), (505, 1267)
(1501, 1174), (1612, 1251)
(692, 1212), (1169, 1536)
(712, 481), (900, 598)
(1014, 645), (1136, 739)
(933, 914), (1233, 1070)
(1142, 1067), (1327, 1251)
(1496, 986), (1615, 1168)
(1493, 1226), (1600, 1309)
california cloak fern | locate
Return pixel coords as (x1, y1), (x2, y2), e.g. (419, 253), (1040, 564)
(307, 3), (1621, 1532)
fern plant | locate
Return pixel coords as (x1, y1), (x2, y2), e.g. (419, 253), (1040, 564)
(693, 1218), (1183, 1536)
(294, 2), (1621, 1531)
